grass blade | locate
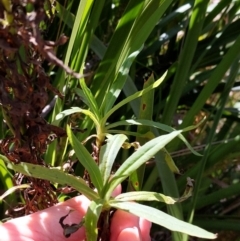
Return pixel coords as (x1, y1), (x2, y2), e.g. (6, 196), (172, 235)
(85, 200), (103, 241)
(103, 71), (167, 124)
(106, 130), (182, 199)
(162, 0), (209, 125)
(80, 78), (101, 120)
(99, 134), (128, 186)
(67, 126), (103, 192)
(110, 201), (217, 239)
(2, 157), (98, 200)
(130, 73), (155, 190)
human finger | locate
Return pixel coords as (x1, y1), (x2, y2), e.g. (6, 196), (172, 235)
(116, 227), (142, 241)
(0, 195), (90, 241)
(110, 209), (151, 241)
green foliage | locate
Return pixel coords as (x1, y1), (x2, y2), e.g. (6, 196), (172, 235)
(2, 127), (216, 239)
(1, 0), (240, 240)
(1, 67), (216, 239)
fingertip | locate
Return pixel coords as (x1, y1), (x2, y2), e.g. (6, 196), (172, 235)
(111, 184), (122, 197)
(139, 218), (152, 241)
(110, 210), (139, 241)
(115, 227), (141, 241)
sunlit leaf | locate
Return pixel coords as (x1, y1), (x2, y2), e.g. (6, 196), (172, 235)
(67, 126), (103, 192)
(115, 191), (177, 204)
(2, 156), (98, 201)
(106, 119), (201, 156)
(110, 201), (217, 239)
(55, 107), (99, 127)
(99, 134), (128, 186)
(85, 200), (103, 241)
(105, 130), (182, 199)
(80, 78), (101, 120)
(162, 148), (180, 174)
(102, 71), (167, 124)
(0, 184), (30, 201)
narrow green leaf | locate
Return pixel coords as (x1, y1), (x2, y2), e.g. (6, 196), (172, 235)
(162, 148), (180, 174)
(90, 0), (145, 109)
(137, 73), (155, 133)
(2, 157), (98, 201)
(116, 130), (182, 176)
(0, 158), (15, 202)
(155, 150), (183, 226)
(80, 78), (101, 120)
(91, 0), (173, 112)
(116, 177), (193, 203)
(72, 0), (105, 77)
(67, 126), (103, 192)
(106, 130), (182, 199)
(85, 200), (103, 241)
(109, 202), (217, 239)
(56, 2), (75, 28)
(107, 130), (154, 139)
(64, 0), (94, 67)
(162, 0), (209, 125)
(106, 119), (174, 132)
(106, 119), (201, 156)
(99, 134), (128, 186)
(74, 87), (101, 116)
(181, 35), (240, 129)
(90, 34), (106, 58)
(0, 184), (30, 201)
(103, 46), (143, 114)
(102, 71), (167, 124)
(115, 191), (177, 204)
(55, 107), (99, 128)
(203, 0), (231, 30)
(130, 73), (155, 190)
(186, 59), (240, 229)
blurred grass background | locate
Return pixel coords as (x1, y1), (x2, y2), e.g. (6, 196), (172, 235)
(0, 0), (240, 240)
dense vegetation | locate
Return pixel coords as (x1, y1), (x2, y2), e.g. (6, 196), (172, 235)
(0, 0), (240, 240)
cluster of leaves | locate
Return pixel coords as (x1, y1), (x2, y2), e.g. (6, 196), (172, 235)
(0, 0), (240, 241)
